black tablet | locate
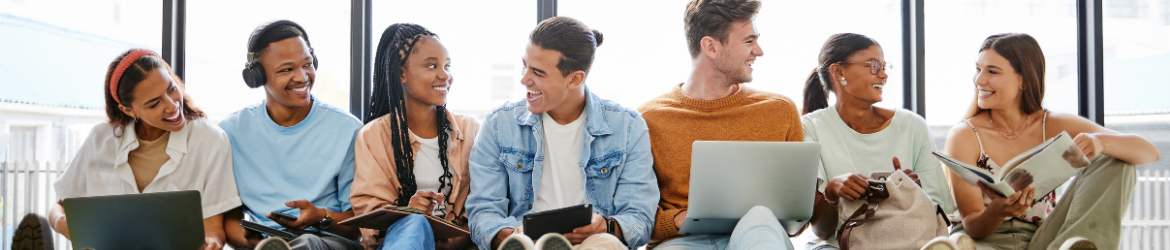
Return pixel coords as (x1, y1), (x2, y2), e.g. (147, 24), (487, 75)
(241, 220), (301, 242)
(522, 204), (593, 239)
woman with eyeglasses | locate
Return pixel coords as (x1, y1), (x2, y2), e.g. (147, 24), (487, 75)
(944, 33), (1158, 249)
(800, 33), (959, 250)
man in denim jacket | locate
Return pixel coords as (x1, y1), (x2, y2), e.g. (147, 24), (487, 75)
(466, 17), (659, 250)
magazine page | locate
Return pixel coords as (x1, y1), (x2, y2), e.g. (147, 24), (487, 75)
(999, 131), (1090, 201)
(933, 152), (1012, 196)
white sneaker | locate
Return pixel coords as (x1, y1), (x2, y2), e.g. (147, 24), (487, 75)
(498, 234), (535, 250)
(255, 237), (291, 250)
(534, 233), (573, 250)
(949, 233), (976, 250)
(1058, 236), (1097, 250)
(920, 236), (959, 250)
(576, 233), (625, 250)
(12, 213), (53, 250)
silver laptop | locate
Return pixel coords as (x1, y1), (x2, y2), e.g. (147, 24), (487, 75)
(64, 190), (204, 250)
(677, 141), (820, 236)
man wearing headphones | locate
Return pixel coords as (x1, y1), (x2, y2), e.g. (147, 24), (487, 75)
(219, 20), (363, 250)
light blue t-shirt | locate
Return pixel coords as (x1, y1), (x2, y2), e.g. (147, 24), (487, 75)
(218, 96), (362, 230)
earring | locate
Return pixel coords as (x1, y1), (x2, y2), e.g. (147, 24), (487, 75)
(840, 77), (848, 86)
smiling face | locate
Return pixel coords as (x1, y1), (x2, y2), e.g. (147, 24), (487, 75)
(260, 37), (316, 109)
(973, 49), (1024, 110)
(834, 45), (889, 103)
(119, 67), (186, 132)
(521, 43), (584, 115)
(401, 37), (453, 107)
(713, 19), (764, 85)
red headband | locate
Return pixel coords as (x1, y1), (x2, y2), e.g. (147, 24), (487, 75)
(109, 49), (160, 106)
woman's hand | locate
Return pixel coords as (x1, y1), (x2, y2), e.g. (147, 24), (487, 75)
(201, 237), (224, 250)
(827, 173), (870, 201)
(978, 182), (1035, 218)
(892, 157), (920, 186)
(408, 190), (446, 215)
(1074, 133), (1105, 159)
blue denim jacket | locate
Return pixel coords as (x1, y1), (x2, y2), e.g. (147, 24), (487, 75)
(467, 89), (659, 249)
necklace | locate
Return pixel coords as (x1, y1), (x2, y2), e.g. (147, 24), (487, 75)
(989, 111), (1029, 140)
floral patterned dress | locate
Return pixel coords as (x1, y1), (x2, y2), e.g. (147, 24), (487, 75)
(962, 111), (1056, 224)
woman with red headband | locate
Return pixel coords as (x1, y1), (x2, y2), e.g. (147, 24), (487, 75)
(45, 49), (241, 250)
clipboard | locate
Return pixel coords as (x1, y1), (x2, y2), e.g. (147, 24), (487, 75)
(340, 206), (469, 239)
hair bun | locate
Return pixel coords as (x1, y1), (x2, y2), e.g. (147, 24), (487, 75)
(591, 29), (604, 47)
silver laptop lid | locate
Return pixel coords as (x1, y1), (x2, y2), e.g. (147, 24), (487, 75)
(681, 141), (820, 234)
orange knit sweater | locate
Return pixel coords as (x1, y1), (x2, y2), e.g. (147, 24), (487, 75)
(636, 84), (804, 247)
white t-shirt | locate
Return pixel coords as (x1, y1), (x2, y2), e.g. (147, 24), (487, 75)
(532, 112), (587, 212)
(801, 107), (955, 214)
(54, 118), (242, 218)
(410, 129), (444, 194)
(410, 129), (449, 217)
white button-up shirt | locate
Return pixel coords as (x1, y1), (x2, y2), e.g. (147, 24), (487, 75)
(54, 118), (241, 218)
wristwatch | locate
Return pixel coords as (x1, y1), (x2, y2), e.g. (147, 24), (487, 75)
(603, 216), (617, 235)
(317, 209), (333, 230)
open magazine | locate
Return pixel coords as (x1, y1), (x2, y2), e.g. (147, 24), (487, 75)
(339, 206), (469, 239)
(933, 131), (1091, 201)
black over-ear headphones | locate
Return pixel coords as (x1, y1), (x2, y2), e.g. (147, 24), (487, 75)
(242, 20), (319, 89)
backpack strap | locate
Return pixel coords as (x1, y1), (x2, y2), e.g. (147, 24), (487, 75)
(837, 203), (878, 250)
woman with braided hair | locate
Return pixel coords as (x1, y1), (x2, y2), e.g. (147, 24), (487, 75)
(350, 23), (479, 250)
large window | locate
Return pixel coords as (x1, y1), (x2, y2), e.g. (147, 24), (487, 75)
(0, 0), (160, 111)
(370, 0), (536, 120)
(559, 0), (903, 111)
(1, 1), (161, 248)
(2, 1), (1168, 249)
(1103, 0), (1170, 248)
(925, 0), (1079, 127)
(186, 0), (352, 120)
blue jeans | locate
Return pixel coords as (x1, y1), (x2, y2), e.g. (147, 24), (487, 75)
(655, 206), (795, 250)
(377, 214), (434, 250)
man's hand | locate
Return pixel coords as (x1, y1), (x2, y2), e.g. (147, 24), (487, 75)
(565, 213), (607, 244)
(243, 227), (263, 248)
(269, 200), (326, 230)
(491, 227), (519, 250)
(408, 190), (446, 215)
(673, 210), (688, 229)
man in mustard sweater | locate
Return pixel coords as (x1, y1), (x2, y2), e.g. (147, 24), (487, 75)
(636, 0), (803, 249)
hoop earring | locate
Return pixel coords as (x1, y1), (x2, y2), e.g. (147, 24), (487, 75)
(840, 77), (848, 86)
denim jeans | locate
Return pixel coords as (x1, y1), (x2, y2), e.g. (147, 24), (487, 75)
(654, 206), (794, 250)
(376, 214), (435, 250)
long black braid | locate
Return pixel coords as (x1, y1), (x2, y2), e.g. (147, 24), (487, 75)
(366, 23), (455, 213)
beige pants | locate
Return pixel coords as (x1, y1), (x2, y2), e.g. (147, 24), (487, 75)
(953, 156), (1136, 250)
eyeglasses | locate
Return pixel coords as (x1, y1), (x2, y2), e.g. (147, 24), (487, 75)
(836, 60), (894, 75)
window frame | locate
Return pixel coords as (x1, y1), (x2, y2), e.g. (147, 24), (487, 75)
(159, 0), (1106, 123)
